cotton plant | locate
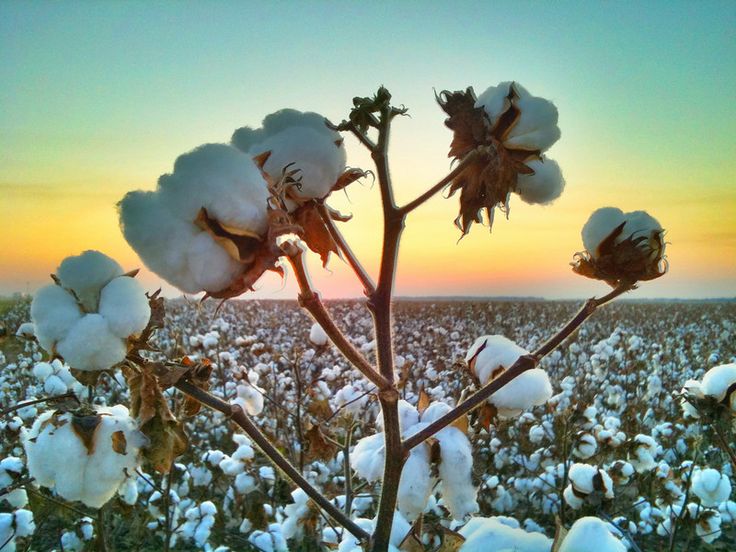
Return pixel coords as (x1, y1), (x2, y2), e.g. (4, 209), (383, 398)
(22, 405), (147, 508)
(563, 463), (615, 510)
(29, 250), (151, 371)
(0, 509), (35, 552)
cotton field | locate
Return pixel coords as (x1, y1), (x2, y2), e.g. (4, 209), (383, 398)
(1, 296), (734, 551)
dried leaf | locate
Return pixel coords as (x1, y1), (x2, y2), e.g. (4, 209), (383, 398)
(111, 430), (128, 455)
(304, 425), (338, 462)
(307, 397), (334, 420)
(418, 389), (431, 414)
(477, 403), (496, 432)
(292, 201), (339, 267)
(332, 168), (369, 193)
(452, 414), (469, 434)
(398, 532), (424, 552)
(437, 527), (465, 552)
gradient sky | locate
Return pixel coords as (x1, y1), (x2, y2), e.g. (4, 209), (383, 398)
(2, 1), (735, 299)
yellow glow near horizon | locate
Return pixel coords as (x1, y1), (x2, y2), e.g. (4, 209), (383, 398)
(2, 2), (734, 299)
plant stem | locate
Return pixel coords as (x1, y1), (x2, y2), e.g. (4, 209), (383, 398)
(316, 203), (376, 296)
(173, 380), (370, 542)
(402, 284), (633, 451)
(1, 392), (80, 417)
(366, 104), (407, 552)
(398, 149), (481, 215)
(285, 244), (390, 390)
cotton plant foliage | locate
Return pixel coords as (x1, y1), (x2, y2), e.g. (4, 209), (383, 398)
(23, 405), (147, 508)
(30, 250), (150, 371)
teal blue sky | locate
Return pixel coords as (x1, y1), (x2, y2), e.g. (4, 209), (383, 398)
(1, 1), (735, 298)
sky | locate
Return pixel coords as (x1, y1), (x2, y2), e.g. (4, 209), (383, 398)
(1, 0), (735, 300)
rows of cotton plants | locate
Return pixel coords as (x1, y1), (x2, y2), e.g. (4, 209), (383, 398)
(1, 296), (734, 551)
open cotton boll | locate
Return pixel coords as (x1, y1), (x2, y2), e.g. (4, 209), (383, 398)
(376, 400), (420, 433)
(397, 442), (432, 521)
(309, 322), (329, 346)
(458, 516), (552, 552)
(559, 516), (627, 552)
(56, 314), (127, 371)
(98, 276), (151, 338)
(248, 523), (289, 552)
(489, 369), (552, 418)
(475, 81), (515, 126)
(253, 126), (347, 201)
(692, 469), (732, 507)
(23, 406), (146, 508)
(701, 363), (736, 406)
(56, 251), (123, 312)
(30, 285), (83, 352)
(351, 433), (385, 482)
(515, 157), (565, 205)
(0, 510), (36, 552)
(505, 93), (561, 152)
(15, 322), (35, 338)
(582, 207), (628, 256)
(436, 426), (478, 520)
(185, 231), (243, 293)
(232, 382), (265, 416)
(466, 335), (527, 385)
(282, 488), (311, 539)
(232, 108), (336, 153)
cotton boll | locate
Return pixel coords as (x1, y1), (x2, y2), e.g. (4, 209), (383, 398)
(701, 363), (736, 407)
(475, 82), (514, 126)
(515, 157), (565, 205)
(466, 335), (527, 385)
(695, 510), (722, 544)
(186, 231), (243, 293)
(24, 406), (146, 508)
(559, 517), (626, 552)
(622, 210), (663, 244)
(397, 444), (432, 521)
(232, 108), (335, 153)
(30, 285), (83, 351)
(56, 314), (127, 371)
(15, 322), (35, 338)
(158, 144), (270, 234)
(459, 516), (552, 551)
(309, 322), (329, 346)
(56, 251), (123, 312)
(692, 469), (732, 507)
(32, 362), (54, 381)
(98, 277), (151, 338)
(352, 433), (385, 482)
(436, 427), (478, 520)
(582, 207), (627, 256)
(254, 126), (346, 201)
(118, 191), (201, 293)
(505, 93), (561, 152)
(43, 374), (68, 396)
(490, 369), (553, 418)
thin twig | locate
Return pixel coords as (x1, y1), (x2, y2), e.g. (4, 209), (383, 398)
(173, 380), (370, 542)
(1, 392), (79, 417)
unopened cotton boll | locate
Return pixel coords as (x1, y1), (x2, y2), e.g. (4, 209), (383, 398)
(56, 314), (127, 371)
(98, 276), (151, 338)
(515, 157), (565, 205)
(559, 516), (626, 552)
(23, 406), (146, 508)
(692, 469), (732, 507)
(56, 250), (123, 312)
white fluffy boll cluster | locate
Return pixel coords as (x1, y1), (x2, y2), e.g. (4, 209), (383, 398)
(476, 81), (564, 205)
(232, 108), (346, 204)
(352, 400), (478, 521)
(32, 359), (85, 397)
(119, 144), (270, 294)
(0, 510), (35, 552)
(465, 335), (553, 417)
(581, 207), (663, 259)
(30, 251), (150, 371)
(691, 468), (732, 507)
(682, 363), (736, 417)
(563, 463), (614, 510)
(458, 516), (552, 551)
(558, 516), (627, 552)
(23, 405), (146, 508)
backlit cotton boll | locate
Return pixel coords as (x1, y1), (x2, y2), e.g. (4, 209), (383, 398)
(119, 143), (271, 295)
(232, 109), (347, 203)
(466, 335), (552, 417)
(23, 405), (147, 508)
(515, 157), (565, 205)
(574, 207), (666, 287)
(559, 516), (627, 552)
(30, 251), (151, 370)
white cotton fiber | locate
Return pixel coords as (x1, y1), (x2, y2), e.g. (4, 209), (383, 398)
(56, 251), (123, 312)
(692, 469), (732, 507)
(24, 406), (146, 508)
(582, 207), (662, 258)
(309, 322), (329, 346)
(516, 157), (565, 205)
(436, 426), (479, 520)
(98, 277), (151, 338)
(505, 92), (561, 152)
(701, 363), (736, 403)
(253, 126), (346, 201)
(397, 443), (432, 521)
(466, 335), (527, 385)
(232, 108), (334, 152)
(459, 516), (552, 552)
(558, 516), (626, 552)
(475, 82), (515, 127)
(352, 433), (385, 482)
(31, 285), (83, 351)
(119, 143), (271, 294)
(56, 314), (127, 371)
